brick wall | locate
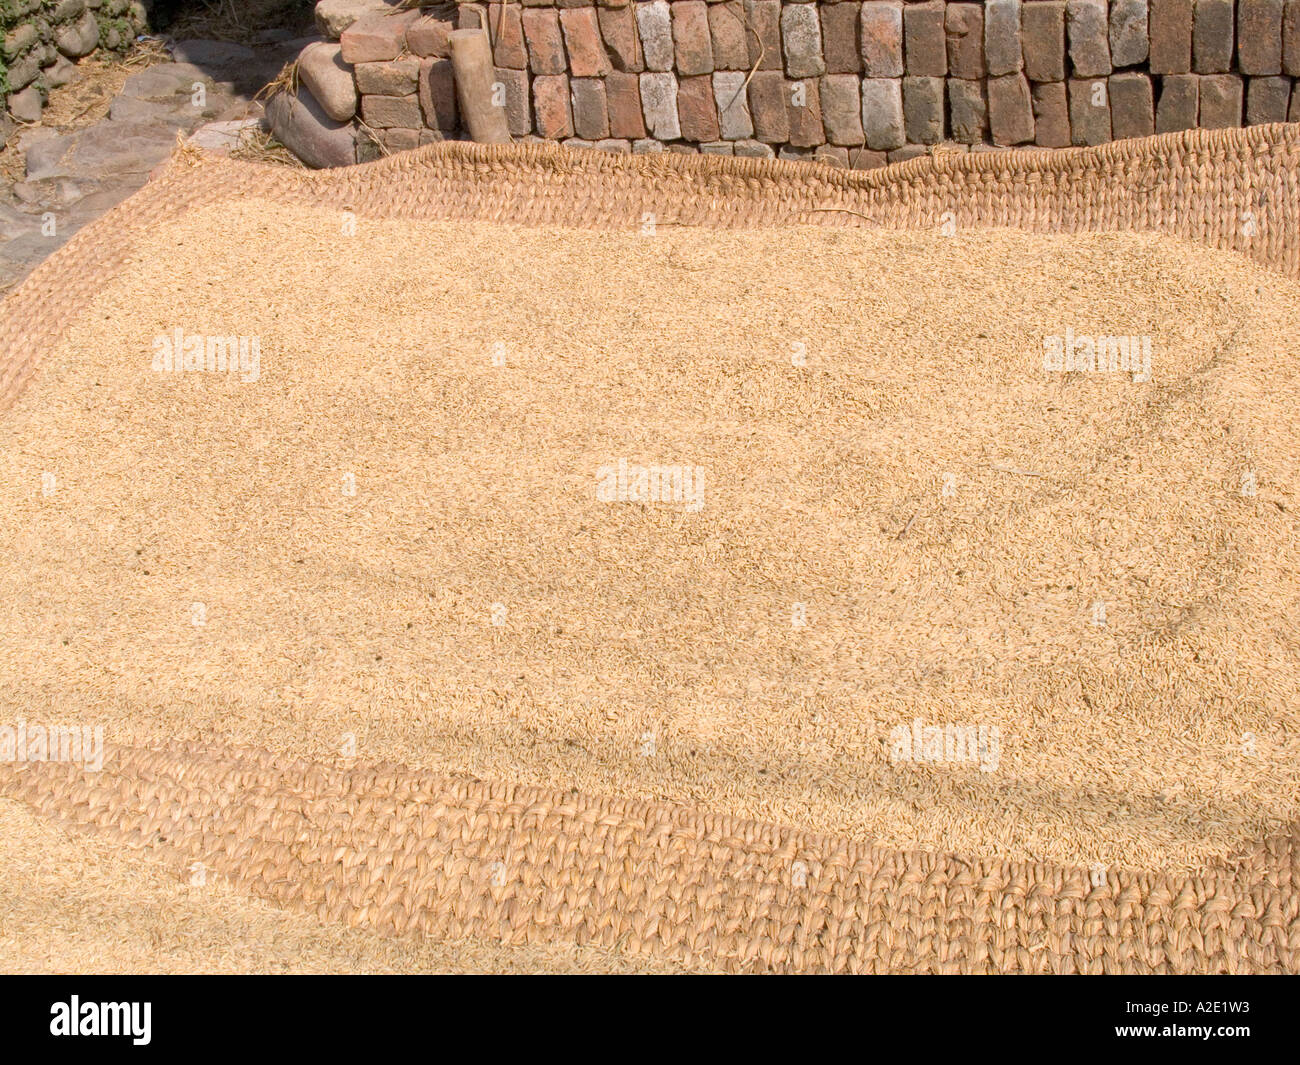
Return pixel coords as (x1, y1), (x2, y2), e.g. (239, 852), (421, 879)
(2, 0), (149, 125)
(308, 0), (1300, 167)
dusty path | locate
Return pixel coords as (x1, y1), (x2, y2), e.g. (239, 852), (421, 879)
(0, 34), (308, 295)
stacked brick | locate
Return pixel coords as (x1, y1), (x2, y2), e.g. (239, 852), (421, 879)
(2, 0), (146, 125)
(313, 0), (1300, 167)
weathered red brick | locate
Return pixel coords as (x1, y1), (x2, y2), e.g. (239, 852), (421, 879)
(1285, 0), (1300, 75)
(747, 68), (789, 142)
(487, 5), (527, 69)
(744, 0), (784, 71)
(560, 7), (610, 77)
(787, 76), (824, 146)
(598, 4), (644, 72)
(903, 0), (947, 76)
(673, 1), (714, 76)
(362, 92), (422, 129)
(1023, 1), (1066, 82)
(1149, 0), (1193, 74)
(1032, 81), (1071, 146)
(1108, 71), (1154, 138)
(533, 73), (574, 137)
(605, 70), (646, 137)
(1198, 72), (1243, 125)
(340, 9), (419, 64)
(407, 13), (456, 58)
(822, 2), (862, 74)
(708, 2), (749, 71)
(860, 1), (904, 78)
(677, 73), (720, 140)
(1238, 0), (1284, 74)
(945, 3), (984, 79)
(522, 8), (567, 75)
(571, 77), (610, 139)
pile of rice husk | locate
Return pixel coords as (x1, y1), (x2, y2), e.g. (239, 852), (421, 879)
(1, 136), (1298, 973)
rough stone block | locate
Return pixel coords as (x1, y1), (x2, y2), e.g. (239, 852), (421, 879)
(860, 1), (904, 77)
(1193, 0), (1234, 73)
(1246, 74), (1292, 122)
(948, 78), (987, 142)
(1238, 0), (1285, 74)
(1109, 70), (1155, 138)
(1199, 72), (1243, 125)
(361, 92), (421, 128)
(1110, 0), (1150, 66)
(787, 76), (825, 146)
(1067, 0), (1112, 77)
(781, 4), (825, 78)
(902, 74), (944, 143)
(1156, 71), (1199, 130)
(408, 13), (456, 58)
(1032, 80), (1071, 145)
(984, 0), (1023, 75)
(988, 71), (1034, 144)
(861, 76), (905, 149)
(748, 69), (790, 141)
(820, 73), (864, 144)
(903, 1), (948, 76)
(1023, 2), (1066, 81)
(340, 9), (418, 63)
(712, 70), (753, 138)
(354, 58), (420, 96)
(571, 76), (610, 139)
(1069, 76), (1112, 143)
(640, 70), (682, 138)
(1149, 0), (1193, 74)
(636, 1), (675, 72)
(494, 66), (532, 135)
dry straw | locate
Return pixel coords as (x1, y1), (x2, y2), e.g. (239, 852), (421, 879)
(2, 127), (1299, 973)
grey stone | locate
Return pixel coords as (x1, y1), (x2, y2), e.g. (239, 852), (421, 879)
(266, 88), (359, 168)
(636, 1), (675, 73)
(639, 72), (681, 139)
(820, 74), (863, 144)
(1067, 0), (1112, 76)
(7, 86), (44, 124)
(712, 71), (753, 139)
(299, 42), (359, 122)
(1110, 0), (1149, 66)
(984, 0), (1023, 75)
(55, 10), (99, 59)
(44, 55), (81, 89)
(781, 4), (825, 78)
(861, 77), (905, 150)
(902, 76), (944, 143)
(948, 79), (987, 142)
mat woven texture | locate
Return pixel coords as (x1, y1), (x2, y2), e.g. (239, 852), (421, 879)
(3, 127), (1300, 973)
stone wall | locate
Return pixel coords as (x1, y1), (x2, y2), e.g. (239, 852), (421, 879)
(291, 0), (1300, 167)
(2, 0), (149, 123)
